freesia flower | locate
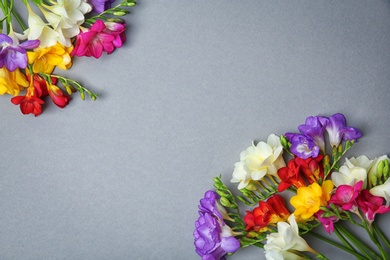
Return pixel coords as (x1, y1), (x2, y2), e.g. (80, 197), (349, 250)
(370, 178), (390, 207)
(319, 113), (362, 147)
(285, 133), (320, 159)
(89, 0), (115, 13)
(331, 156), (371, 189)
(11, 86), (44, 116)
(47, 83), (71, 108)
(198, 190), (229, 221)
(329, 181), (362, 211)
(0, 68), (29, 96)
(315, 210), (338, 234)
(264, 214), (317, 260)
(27, 42), (73, 73)
(72, 20), (126, 58)
(40, 0), (92, 46)
(231, 134), (285, 189)
(0, 33), (40, 71)
(194, 191), (240, 259)
(244, 195), (290, 233)
(25, 4), (60, 47)
(356, 189), (390, 224)
(297, 115), (327, 152)
(277, 158), (307, 192)
(290, 180), (334, 220)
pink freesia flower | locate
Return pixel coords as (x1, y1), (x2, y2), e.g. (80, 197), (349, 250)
(72, 20), (125, 58)
(356, 189), (390, 223)
(315, 210), (338, 234)
(329, 181), (363, 211)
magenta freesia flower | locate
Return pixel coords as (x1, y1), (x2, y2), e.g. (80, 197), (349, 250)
(356, 189), (390, 223)
(0, 33), (39, 71)
(320, 113), (362, 147)
(89, 0), (115, 13)
(315, 210), (338, 234)
(72, 20), (125, 58)
(329, 181), (363, 211)
(285, 133), (320, 159)
(194, 191), (240, 259)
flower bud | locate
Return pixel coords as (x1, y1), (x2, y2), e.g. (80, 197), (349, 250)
(220, 197), (231, 208)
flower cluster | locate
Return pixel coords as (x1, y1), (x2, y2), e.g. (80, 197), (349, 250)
(0, 0), (136, 116)
(194, 113), (390, 260)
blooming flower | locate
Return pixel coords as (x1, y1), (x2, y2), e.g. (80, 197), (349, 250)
(320, 113), (362, 147)
(72, 20), (126, 58)
(0, 33), (40, 71)
(198, 190), (229, 221)
(25, 4), (60, 47)
(277, 158), (307, 192)
(290, 180), (334, 220)
(11, 86), (44, 116)
(315, 210), (338, 234)
(356, 189), (390, 223)
(329, 181), (362, 211)
(297, 115), (327, 152)
(40, 0), (92, 47)
(194, 191), (240, 259)
(370, 178), (390, 207)
(285, 133), (320, 159)
(244, 195), (290, 233)
(27, 42), (73, 73)
(264, 214), (317, 260)
(331, 156), (372, 189)
(0, 68), (29, 96)
(231, 134), (285, 189)
(89, 0), (115, 13)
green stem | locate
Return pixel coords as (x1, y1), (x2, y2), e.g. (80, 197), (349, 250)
(337, 224), (382, 259)
(362, 220), (389, 259)
(309, 231), (366, 259)
(373, 222), (390, 249)
(11, 8), (26, 31)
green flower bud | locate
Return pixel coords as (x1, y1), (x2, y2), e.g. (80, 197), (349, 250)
(113, 11), (127, 16)
(377, 160), (384, 178)
(220, 197), (231, 208)
(245, 182), (257, 191)
(369, 173), (377, 187)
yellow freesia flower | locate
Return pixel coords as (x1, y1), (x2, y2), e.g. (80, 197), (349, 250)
(290, 180), (334, 220)
(27, 42), (73, 74)
(0, 68), (29, 96)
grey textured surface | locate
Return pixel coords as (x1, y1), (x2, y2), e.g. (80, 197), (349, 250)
(1, 1), (390, 259)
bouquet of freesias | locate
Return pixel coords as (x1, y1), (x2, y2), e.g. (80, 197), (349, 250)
(194, 113), (390, 260)
(0, 0), (136, 116)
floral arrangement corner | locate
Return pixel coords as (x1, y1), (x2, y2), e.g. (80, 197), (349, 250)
(193, 113), (390, 260)
(0, 0), (136, 116)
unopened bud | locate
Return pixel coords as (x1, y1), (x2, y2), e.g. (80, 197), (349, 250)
(220, 197), (231, 208)
(377, 160), (385, 178)
(369, 173), (377, 187)
(113, 11), (127, 16)
(80, 91), (85, 100)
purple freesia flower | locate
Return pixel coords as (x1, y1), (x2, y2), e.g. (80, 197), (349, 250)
(194, 191), (240, 259)
(194, 212), (240, 260)
(89, 0), (115, 13)
(0, 34), (39, 71)
(199, 190), (228, 220)
(285, 133), (320, 159)
(298, 116), (327, 152)
(319, 113), (362, 147)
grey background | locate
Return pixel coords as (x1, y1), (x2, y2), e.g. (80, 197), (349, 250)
(1, 0), (390, 259)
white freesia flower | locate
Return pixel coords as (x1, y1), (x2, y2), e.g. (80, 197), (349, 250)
(331, 156), (373, 188)
(370, 178), (390, 207)
(40, 0), (92, 47)
(231, 134), (285, 189)
(264, 214), (315, 260)
(25, 4), (59, 47)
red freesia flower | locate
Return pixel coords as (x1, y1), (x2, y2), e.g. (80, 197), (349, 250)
(356, 189), (390, 223)
(47, 83), (70, 108)
(244, 195), (290, 232)
(277, 155), (324, 192)
(11, 86), (44, 116)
